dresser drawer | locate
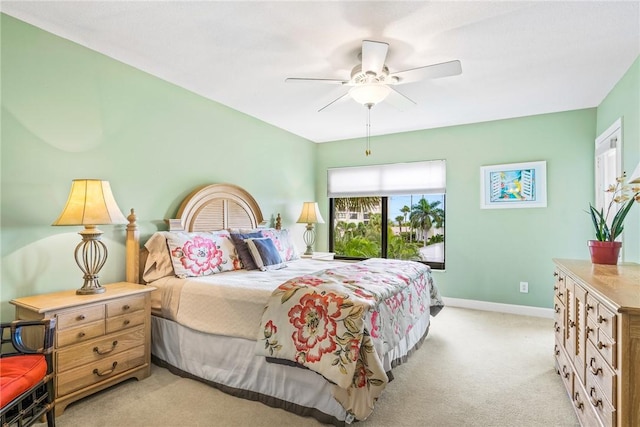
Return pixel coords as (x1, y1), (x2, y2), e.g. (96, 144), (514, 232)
(586, 340), (616, 407)
(56, 320), (105, 348)
(57, 345), (146, 397)
(553, 298), (564, 345)
(106, 310), (145, 334)
(57, 326), (145, 373)
(554, 339), (573, 396)
(572, 378), (600, 427)
(586, 294), (617, 341)
(553, 269), (566, 302)
(106, 295), (145, 318)
(587, 318), (616, 369)
(56, 304), (104, 330)
(586, 376), (616, 427)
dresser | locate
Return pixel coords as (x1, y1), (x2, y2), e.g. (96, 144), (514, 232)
(10, 282), (155, 416)
(552, 259), (640, 427)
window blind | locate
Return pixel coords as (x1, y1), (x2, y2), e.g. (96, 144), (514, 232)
(327, 160), (446, 197)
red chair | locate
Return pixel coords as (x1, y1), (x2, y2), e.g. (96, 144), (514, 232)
(1, 319), (56, 427)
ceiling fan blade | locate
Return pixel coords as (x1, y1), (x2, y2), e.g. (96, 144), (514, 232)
(384, 87), (416, 111)
(391, 60), (462, 84)
(318, 92), (350, 112)
(285, 78), (348, 84)
(361, 40), (389, 76)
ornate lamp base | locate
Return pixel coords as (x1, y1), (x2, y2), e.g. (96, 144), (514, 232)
(302, 223), (316, 256)
(75, 226), (108, 295)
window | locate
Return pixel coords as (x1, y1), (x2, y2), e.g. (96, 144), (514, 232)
(328, 161), (446, 270)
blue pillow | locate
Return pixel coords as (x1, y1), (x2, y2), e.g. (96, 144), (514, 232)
(245, 238), (287, 271)
(230, 232), (263, 270)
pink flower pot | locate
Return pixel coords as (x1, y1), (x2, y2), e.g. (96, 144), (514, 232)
(588, 240), (622, 265)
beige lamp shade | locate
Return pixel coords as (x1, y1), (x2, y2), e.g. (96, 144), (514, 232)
(53, 179), (127, 226)
(296, 202), (325, 224)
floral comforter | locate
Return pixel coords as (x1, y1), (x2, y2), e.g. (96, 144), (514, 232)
(255, 258), (443, 421)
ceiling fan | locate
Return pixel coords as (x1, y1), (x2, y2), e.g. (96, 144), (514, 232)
(285, 40), (462, 112)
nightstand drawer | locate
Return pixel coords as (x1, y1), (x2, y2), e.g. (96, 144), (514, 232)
(57, 345), (146, 396)
(106, 310), (145, 334)
(57, 304), (104, 330)
(57, 326), (145, 373)
(106, 295), (145, 317)
(57, 320), (105, 348)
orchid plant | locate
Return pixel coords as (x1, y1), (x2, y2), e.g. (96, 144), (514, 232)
(589, 173), (640, 242)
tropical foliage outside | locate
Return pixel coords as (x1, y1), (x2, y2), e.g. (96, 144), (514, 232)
(332, 196), (445, 261)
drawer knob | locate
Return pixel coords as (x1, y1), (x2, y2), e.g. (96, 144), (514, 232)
(568, 320), (576, 328)
(77, 315), (86, 321)
(554, 305), (560, 314)
(123, 320), (131, 326)
(597, 315), (607, 324)
(78, 331), (86, 338)
(562, 366), (570, 379)
(123, 304), (131, 311)
(585, 304), (594, 311)
(93, 361), (118, 377)
(553, 285), (559, 291)
(589, 358), (603, 375)
(586, 326), (593, 336)
(93, 341), (118, 355)
(553, 272), (559, 277)
(558, 292), (564, 297)
(558, 277), (564, 282)
(554, 345), (560, 356)
(597, 341), (607, 350)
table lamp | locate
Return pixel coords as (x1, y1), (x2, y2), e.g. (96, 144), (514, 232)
(52, 179), (128, 294)
(296, 202), (325, 256)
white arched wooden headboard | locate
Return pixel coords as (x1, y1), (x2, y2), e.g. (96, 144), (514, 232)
(125, 183), (280, 284)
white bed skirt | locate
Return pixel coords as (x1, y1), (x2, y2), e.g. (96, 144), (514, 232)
(151, 310), (432, 425)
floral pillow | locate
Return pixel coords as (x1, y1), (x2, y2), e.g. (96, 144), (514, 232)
(260, 228), (300, 262)
(165, 231), (241, 278)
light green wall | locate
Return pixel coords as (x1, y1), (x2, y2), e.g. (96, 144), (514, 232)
(315, 109), (597, 309)
(596, 56), (640, 263)
(1, 15), (637, 319)
(0, 14), (315, 320)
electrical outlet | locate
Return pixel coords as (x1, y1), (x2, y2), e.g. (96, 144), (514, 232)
(520, 281), (529, 293)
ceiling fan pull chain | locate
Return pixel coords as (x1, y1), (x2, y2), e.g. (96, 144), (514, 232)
(366, 104), (372, 156)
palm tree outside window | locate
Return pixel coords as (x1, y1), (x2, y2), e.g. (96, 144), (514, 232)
(327, 160), (446, 270)
(329, 194), (445, 270)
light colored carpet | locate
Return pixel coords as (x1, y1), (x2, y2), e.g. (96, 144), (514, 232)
(44, 307), (579, 426)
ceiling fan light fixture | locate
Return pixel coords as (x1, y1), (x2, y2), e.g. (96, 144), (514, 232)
(349, 84), (391, 106)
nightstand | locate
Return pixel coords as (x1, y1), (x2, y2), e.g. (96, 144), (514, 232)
(10, 282), (155, 416)
(311, 252), (335, 260)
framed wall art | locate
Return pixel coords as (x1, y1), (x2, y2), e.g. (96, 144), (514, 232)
(480, 161), (547, 209)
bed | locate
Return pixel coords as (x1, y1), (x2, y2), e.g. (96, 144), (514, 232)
(123, 183), (443, 425)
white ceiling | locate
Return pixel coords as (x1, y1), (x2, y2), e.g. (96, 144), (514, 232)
(2, 1), (639, 143)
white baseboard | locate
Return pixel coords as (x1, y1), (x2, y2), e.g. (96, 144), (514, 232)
(442, 297), (554, 319)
